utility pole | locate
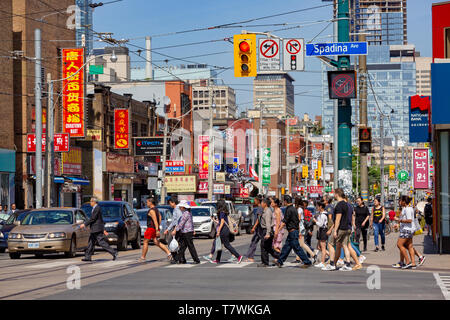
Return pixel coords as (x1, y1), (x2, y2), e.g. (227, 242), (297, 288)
(380, 114), (385, 205)
(305, 127), (309, 197)
(333, 12), (339, 191)
(160, 98), (170, 205)
(394, 134), (398, 212)
(45, 73), (55, 207)
(337, 0), (352, 195)
(259, 101), (264, 196)
(35, 28), (43, 209)
(359, 33), (369, 202)
(286, 118), (290, 195)
(207, 87), (214, 201)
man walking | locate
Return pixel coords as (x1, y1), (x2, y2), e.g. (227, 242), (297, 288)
(274, 195), (312, 268)
(245, 195), (263, 262)
(164, 196), (183, 264)
(81, 197), (117, 261)
(258, 198), (280, 267)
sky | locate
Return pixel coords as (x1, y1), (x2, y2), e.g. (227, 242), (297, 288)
(92, 0), (437, 118)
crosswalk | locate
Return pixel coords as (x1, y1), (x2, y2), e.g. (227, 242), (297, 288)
(163, 261), (301, 268)
(434, 273), (450, 300)
(26, 259), (135, 269)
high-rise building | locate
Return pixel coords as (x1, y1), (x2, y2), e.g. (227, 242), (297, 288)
(88, 47), (131, 82)
(192, 84), (237, 119)
(321, 45), (416, 144)
(415, 56), (432, 96)
(334, 0), (408, 45)
(253, 72), (295, 118)
(75, 0), (94, 54)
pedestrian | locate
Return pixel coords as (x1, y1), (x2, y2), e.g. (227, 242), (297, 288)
(354, 197), (370, 252)
(313, 201), (328, 268)
(139, 198), (173, 262)
(203, 213), (220, 261)
(322, 188), (350, 271)
(302, 200), (314, 249)
(370, 197), (386, 252)
(274, 195), (312, 268)
(164, 197), (183, 264)
(212, 199), (243, 264)
(324, 196), (335, 264)
(258, 198), (280, 267)
(9, 203), (18, 215)
(389, 209), (399, 232)
(244, 195), (263, 262)
(80, 197), (117, 262)
(271, 197), (284, 253)
(392, 196), (417, 269)
(173, 201), (200, 264)
(293, 197), (317, 263)
(345, 196), (363, 271)
(3, 205), (8, 214)
(424, 197), (433, 236)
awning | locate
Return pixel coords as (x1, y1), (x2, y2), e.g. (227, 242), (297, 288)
(31, 176), (65, 184)
(66, 177), (90, 185)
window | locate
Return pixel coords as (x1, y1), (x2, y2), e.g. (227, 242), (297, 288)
(132, 121), (138, 137)
(140, 123), (148, 137)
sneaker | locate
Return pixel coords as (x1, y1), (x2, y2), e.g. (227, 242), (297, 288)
(381, 245), (385, 251)
(291, 259), (301, 264)
(237, 256), (243, 264)
(375, 247), (379, 252)
(359, 255), (366, 264)
(322, 264), (336, 271)
(419, 256), (426, 266)
(193, 261), (200, 265)
(392, 262), (403, 268)
(274, 260), (283, 268)
(337, 259), (345, 266)
(228, 256), (237, 262)
(210, 260), (219, 264)
(313, 254), (318, 264)
(340, 265), (353, 271)
(402, 263), (412, 269)
(203, 255), (212, 262)
(352, 264), (363, 271)
(314, 262), (325, 268)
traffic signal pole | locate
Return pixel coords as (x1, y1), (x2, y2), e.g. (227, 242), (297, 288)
(337, 0), (353, 194)
(359, 33), (369, 202)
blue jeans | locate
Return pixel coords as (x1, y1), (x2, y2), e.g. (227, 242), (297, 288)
(373, 222), (385, 247)
(339, 241), (361, 259)
(278, 229), (311, 265)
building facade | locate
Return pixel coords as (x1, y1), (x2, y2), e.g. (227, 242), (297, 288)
(192, 85), (237, 119)
(75, 0), (94, 54)
(415, 56), (432, 96)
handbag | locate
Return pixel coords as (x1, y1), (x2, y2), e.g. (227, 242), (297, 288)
(413, 215), (423, 236)
(215, 236), (222, 251)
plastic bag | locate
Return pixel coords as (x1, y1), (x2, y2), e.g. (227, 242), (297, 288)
(413, 218), (423, 236)
(215, 236), (222, 251)
(169, 238), (179, 252)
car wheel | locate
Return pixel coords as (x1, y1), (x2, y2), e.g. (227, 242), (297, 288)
(9, 252), (20, 259)
(35, 253), (44, 258)
(117, 231), (128, 251)
(0, 248), (6, 253)
(64, 237), (76, 258)
(208, 226), (216, 239)
(131, 230), (141, 249)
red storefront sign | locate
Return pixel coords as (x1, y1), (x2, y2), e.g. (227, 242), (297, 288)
(114, 109), (130, 149)
(27, 133), (70, 153)
(62, 48), (85, 137)
(198, 181), (208, 194)
(31, 108), (46, 133)
(239, 187), (249, 198)
(412, 148), (430, 189)
(62, 146), (82, 175)
(199, 135), (209, 180)
(308, 186), (324, 194)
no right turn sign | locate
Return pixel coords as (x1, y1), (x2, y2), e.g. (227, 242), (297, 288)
(283, 38), (304, 71)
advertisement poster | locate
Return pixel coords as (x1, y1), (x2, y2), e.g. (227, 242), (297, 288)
(412, 148), (430, 189)
(199, 136), (209, 180)
(93, 148), (103, 200)
(409, 95), (431, 143)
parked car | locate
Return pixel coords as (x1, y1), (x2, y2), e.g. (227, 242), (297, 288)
(201, 200), (242, 235)
(80, 201), (141, 251)
(7, 208), (90, 259)
(192, 206), (216, 238)
(235, 204), (253, 234)
(135, 205), (173, 244)
(0, 209), (32, 253)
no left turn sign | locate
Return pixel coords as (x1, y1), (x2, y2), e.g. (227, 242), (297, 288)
(258, 38), (280, 71)
(260, 39), (279, 58)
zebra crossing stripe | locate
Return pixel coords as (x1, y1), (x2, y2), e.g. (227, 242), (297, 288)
(434, 273), (450, 300)
(89, 260), (133, 268)
(27, 261), (78, 269)
(166, 261), (208, 268)
(217, 262), (253, 268)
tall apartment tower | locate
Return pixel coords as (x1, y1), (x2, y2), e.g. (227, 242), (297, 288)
(75, 0), (94, 54)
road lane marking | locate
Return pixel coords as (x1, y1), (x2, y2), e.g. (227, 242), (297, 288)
(217, 262), (253, 268)
(26, 261), (79, 269)
(89, 260), (133, 268)
(166, 261), (207, 268)
(434, 273), (450, 300)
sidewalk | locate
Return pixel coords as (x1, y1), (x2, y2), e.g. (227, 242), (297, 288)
(359, 230), (450, 273)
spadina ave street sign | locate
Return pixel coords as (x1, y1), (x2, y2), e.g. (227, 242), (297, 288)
(305, 42), (368, 56)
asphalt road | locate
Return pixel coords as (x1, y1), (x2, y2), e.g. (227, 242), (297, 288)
(0, 234), (448, 300)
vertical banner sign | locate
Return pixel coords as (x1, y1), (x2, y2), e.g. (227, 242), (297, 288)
(62, 48), (85, 137)
(199, 135), (209, 180)
(214, 153), (221, 172)
(409, 95), (431, 143)
(114, 109), (130, 149)
(412, 148), (430, 189)
(262, 148), (271, 185)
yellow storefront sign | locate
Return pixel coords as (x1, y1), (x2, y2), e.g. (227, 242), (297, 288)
(164, 175), (197, 193)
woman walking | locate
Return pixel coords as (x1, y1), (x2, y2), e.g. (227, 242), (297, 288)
(370, 197), (386, 252)
(294, 197), (317, 263)
(212, 199), (243, 264)
(313, 201), (328, 268)
(172, 201), (200, 264)
(354, 197), (370, 252)
(392, 196), (417, 269)
(271, 198), (284, 253)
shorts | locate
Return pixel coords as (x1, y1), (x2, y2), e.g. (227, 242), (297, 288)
(316, 227), (328, 241)
(399, 230), (413, 239)
(333, 229), (351, 246)
(144, 227), (157, 240)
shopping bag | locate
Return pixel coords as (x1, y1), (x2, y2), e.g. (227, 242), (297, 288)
(169, 238), (179, 252)
(413, 218), (423, 236)
(215, 236), (222, 251)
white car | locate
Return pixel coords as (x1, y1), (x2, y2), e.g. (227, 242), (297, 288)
(192, 206), (217, 239)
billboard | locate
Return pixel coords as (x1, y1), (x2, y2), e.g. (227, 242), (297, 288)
(409, 95), (431, 143)
(199, 136), (209, 180)
(134, 137), (168, 156)
(165, 175), (197, 193)
(62, 48), (85, 137)
(114, 109), (130, 149)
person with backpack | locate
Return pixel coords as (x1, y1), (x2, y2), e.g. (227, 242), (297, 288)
(244, 196), (263, 262)
(292, 197), (317, 263)
(257, 198), (280, 267)
(302, 200), (314, 248)
(424, 197), (433, 236)
(212, 199), (243, 264)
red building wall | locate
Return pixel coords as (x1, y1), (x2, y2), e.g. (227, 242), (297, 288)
(432, 2), (450, 60)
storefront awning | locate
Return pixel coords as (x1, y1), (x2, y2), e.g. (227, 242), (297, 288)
(66, 177), (90, 185)
(31, 176), (65, 184)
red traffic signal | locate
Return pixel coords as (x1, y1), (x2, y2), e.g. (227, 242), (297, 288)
(239, 41), (250, 53)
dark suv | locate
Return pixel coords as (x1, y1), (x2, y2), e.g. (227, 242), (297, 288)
(81, 201), (141, 251)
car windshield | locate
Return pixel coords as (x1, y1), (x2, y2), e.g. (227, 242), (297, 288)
(0, 213), (10, 222)
(191, 208), (210, 217)
(136, 210), (148, 221)
(235, 205), (249, 213)
(202, 202), (217, 209)
(5, 212), (28, 225)
(81, 204), (122, 219)
(21, 211), (73, 225)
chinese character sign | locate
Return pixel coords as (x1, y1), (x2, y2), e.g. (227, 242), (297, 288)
(114, 109), (130, 149)
(199, 136), (209, 179)
(62, 48), (84, 137)
(412, 148), (429, 189)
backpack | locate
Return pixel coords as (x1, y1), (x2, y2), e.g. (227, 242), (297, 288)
(225, 214), (239, 235)
(424, 203), (432, 218)
(303, 209), (314, 230)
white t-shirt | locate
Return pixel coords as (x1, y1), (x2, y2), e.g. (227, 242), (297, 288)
(400, 206), (414, 232)
(298, 207), (305, 234)
(316, 211), (328, 228)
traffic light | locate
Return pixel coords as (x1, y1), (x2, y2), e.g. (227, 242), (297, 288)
(234, 34), (256, 77)
(302, 166), (308, 178)
(389, 165), (395, 179)
(314, 169), (319, 180)
(359, 127), (372, 154)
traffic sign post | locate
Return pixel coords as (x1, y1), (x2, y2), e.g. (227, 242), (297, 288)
(328, 70), (357, 99)
(258, 38), (280, 71)
(282, 38), (304, 71)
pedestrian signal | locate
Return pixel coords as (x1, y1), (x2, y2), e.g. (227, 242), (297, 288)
(359, 127), (372, 154)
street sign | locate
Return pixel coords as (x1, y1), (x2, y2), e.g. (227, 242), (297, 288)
(262, 148), (271, 185)
(214, 153), (221, 171)
(397, 170), (409, 183)
(258, 38), (280, 71)
(412, 148), (430, 189)
(27, 133), (70, 153)
(389, 181), (399, 196)
(239, 188), (249, 198)
(308, 186), (324, 194)
(305, 42), (368, 56)
(213, 183), (225, 194)
(327, 70), (357, 99)
(282, 38), (304, 71)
